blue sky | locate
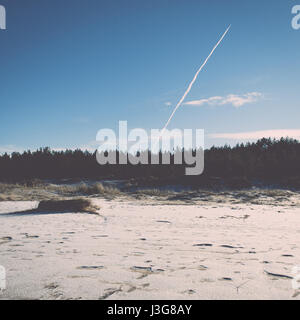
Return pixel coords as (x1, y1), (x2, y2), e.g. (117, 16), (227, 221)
(0, 0), (300, 152)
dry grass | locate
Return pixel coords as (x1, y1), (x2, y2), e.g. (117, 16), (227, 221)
(0, 182), (122, 201)
(134, 188), (170, 197)
(0, 181), (300, 207)
(0, 183), (17, 193)
(0, 194), (6, 201)
(48, 182), (122, 198)
(37, 199), (100, 214)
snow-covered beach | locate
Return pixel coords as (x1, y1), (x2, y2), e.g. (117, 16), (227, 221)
(0, 191), (299, 300)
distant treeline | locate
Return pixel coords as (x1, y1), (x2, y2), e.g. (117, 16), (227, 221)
(1, 138), (300, 189)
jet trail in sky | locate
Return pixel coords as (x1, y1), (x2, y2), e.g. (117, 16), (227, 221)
(160, 25), (231, 135)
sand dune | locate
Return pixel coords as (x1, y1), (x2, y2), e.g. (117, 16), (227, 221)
(0, 197), (299, 300)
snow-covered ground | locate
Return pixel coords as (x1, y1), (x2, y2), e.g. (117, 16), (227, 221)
(0, 198), (299, 300)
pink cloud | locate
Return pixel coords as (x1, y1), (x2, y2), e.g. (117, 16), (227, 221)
(209, 129), (300, 140)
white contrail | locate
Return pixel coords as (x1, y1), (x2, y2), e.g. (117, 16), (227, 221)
(160, 25), (231, 136)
